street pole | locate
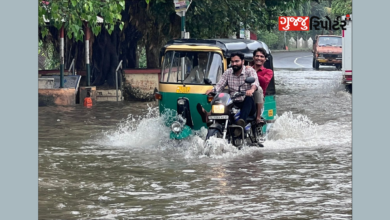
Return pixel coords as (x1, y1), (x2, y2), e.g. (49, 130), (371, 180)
(60, 25), (64, 88)
(181, 11), (185, 38)
(180, 10), (185, 82)
(84, 22), (91, 86)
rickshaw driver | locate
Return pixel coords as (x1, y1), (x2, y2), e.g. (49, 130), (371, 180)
(183, 52), (209, 84)
(197, 52), (261, 136)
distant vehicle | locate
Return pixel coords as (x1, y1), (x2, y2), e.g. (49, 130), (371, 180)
(312, 35), (342, 70)
(341, 15), (352, 93)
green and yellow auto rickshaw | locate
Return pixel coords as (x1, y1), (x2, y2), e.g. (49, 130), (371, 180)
(154, 39), (277, 141)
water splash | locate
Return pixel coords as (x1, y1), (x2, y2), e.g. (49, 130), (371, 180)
(96, 101), (349, 158)
(101, 105), (171, 148)
(267, 111), (318, 141)
(263, 110), (351, 150)
(95, 105), (259, 159)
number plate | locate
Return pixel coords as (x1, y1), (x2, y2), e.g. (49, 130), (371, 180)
(268, 109), (273, 117)
(176, 86), (190, 93)
(208, 115), (229, 120)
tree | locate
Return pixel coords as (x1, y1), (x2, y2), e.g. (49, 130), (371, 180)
(39, 0), (125, 40)
(331, 0), (352, 16)
(39, 0), (322, 86)
(39, 0), (127, 87)
(126, 0), (181, 68)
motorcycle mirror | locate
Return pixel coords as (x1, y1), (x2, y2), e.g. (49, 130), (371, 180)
(238, 83), (244, 92)
(204, 78), (212, 85)
(245, 77), (255, 84)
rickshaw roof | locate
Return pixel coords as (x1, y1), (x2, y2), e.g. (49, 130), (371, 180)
(162, 38), (270, 60)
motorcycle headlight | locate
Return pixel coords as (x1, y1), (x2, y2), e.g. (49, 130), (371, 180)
(211, 105), (225, 114)
(170, 121), (182, 134)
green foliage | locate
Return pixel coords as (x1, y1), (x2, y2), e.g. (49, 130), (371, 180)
(257, 30), (280, 49)
(38, 40), (60, 70)
(331, 0), (352, 16)
(138, 46), (147, 68)
(39, 0), (351, 69)
(186, 0), (312, 38)
(38, 0), (125, 41)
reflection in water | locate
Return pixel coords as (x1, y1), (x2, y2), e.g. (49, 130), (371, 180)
(39, 70), (351, 219)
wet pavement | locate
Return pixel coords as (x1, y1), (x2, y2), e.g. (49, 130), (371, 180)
(39, 52), (351, 219)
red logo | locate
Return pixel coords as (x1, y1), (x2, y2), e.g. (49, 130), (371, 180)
(279, 16), (310, 31)
(279, 16), (349, 31)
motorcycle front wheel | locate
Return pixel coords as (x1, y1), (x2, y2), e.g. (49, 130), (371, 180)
(205, 128), (222, 140)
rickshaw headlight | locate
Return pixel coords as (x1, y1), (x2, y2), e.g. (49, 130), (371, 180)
(170, 122), (182, 133)
(211, 105), (225, 114)
(178, 99), (185, 105)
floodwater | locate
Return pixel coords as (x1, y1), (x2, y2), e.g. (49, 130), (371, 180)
(39, 68), (352, 219)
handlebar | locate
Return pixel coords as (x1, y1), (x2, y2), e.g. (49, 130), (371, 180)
(207, 91), (246, 100)
(232, 91), (246, 99)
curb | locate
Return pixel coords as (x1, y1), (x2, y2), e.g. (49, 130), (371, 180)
(271, 49), (312, 53)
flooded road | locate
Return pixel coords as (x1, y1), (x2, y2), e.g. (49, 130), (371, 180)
(39, 65), (351, 219)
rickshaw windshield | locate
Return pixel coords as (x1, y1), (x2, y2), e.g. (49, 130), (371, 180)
(160, 51), (223, 84)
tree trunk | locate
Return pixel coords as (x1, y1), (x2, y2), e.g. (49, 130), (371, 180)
(145, 40), (160, 69)
(91, 27), (120, 87)
(118, 24), (142, 69)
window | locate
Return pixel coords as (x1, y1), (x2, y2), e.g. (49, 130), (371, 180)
(318, 37), (342, 46)
(160, 51), (223, 84)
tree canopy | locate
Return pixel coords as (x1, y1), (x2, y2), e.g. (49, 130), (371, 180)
(331, 0), (352, 16)
(38, 0), (351, 86)
(39, 0), (125, 41)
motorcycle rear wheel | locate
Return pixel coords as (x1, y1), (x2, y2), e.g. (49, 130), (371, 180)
(252, 123), (266, 143)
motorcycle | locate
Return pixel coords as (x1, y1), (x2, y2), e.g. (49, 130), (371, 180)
(204, 77), (267, 149)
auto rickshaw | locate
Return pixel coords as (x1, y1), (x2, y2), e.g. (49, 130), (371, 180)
(154, 39), (277, 140)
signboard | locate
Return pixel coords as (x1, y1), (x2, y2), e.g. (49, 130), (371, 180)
(239, 29), (250, 39)
(174, 0), (191, 13)
(239, 29), (245, 39)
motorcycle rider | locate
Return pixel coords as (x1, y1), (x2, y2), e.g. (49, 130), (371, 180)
(197, 52), (260, 137)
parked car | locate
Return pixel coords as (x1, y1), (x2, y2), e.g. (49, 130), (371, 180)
(312, 35), (342, 70)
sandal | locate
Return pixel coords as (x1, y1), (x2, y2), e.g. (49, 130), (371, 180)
(196, 103), (207, 123)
